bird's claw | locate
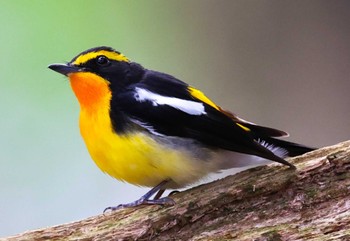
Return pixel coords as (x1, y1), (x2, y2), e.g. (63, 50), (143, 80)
(103, 196), (175, 213)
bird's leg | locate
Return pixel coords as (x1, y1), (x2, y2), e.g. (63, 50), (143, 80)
(153, 188), (165, 200)
(103, 180), (175, 212)
(154, 188), (180, 199)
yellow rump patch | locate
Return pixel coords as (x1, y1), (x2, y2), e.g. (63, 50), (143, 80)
(72, 50), (129, 66)
(188, 87), (250, 132)
(236, 123), (251, 131)
(188, 87), (219, 110)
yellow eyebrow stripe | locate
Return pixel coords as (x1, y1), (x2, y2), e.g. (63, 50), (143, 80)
(72, 50), (129, 65)
(188, 87), (220, 111)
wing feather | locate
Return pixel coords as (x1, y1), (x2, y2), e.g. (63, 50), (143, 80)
(112, 70), (295, 167)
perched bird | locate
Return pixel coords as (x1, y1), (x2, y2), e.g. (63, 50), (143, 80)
(49, 46), (314, 211)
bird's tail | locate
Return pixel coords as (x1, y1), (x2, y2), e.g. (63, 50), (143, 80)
(259, 137), (315, 158)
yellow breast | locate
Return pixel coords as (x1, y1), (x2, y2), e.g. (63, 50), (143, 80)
(68, 72), (209, 188)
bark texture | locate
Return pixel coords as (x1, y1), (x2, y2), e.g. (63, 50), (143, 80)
(2, 141), (350, 241)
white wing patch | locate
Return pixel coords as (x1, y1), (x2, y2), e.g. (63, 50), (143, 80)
(134, 87), (206, 116)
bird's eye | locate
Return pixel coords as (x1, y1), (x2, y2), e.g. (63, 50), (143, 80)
(96, 56), (110, 66)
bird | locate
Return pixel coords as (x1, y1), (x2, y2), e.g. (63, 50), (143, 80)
(48, 46), (314, 211)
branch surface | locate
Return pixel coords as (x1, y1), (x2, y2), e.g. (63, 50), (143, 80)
(2, 141), (350, 241)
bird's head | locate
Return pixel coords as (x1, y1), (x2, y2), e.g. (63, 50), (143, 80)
(49, 46), (133, 109)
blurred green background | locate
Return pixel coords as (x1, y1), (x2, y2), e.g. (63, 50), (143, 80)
(1, 0), (349, 237)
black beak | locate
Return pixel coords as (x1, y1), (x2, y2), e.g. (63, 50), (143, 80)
(48, 63), (82, 76)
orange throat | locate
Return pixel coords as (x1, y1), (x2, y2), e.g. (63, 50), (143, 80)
(68, 72), (112, 112)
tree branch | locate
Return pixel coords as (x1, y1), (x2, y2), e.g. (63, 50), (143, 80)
(2, 141), (350, 241)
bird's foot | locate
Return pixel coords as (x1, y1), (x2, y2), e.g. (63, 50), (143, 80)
(103, 196), (175, 212)
(103, 180), (175, 213)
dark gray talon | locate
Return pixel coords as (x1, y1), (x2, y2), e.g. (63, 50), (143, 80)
(103, 180), (175, 212)
(169, 190), (180, 196)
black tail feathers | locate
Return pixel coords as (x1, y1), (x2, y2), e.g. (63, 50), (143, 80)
(262, 137), (315, 157)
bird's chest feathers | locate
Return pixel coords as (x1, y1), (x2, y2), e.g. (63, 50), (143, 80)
(69, 73), (160, 183)
(69, 72), (111, 110)
(68, 72), (200, 187)
(79, 105), (184, 186)
(68, 72), (131, 174)
(77, 93), (157, 183)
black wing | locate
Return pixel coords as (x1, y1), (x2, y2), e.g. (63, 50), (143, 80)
(112, 70), (312, 168)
